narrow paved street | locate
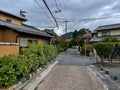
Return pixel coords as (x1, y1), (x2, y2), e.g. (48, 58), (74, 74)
(36, 49), (105, 90)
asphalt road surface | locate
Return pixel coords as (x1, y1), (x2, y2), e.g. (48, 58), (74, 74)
(36, 49), (105, 90)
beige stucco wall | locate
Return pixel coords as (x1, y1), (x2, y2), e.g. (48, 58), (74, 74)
(0, 13), (22, 25)
(0, 30), (3, 42)
(0, 44), (19, 57)
(97, 29), (120, 36)
(1, 29), (18, 42)
(39, 38), (44, 45)
(0, 28), (47, 44)
(110, 30), (120, 35)
(97, 32), (102, 36)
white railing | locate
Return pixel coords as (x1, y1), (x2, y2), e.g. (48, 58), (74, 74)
(0, 42), (19, 45)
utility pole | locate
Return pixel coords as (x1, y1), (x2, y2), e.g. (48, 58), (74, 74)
(65, 20), (67, 33)
(56, 18), (69, 34)
(63, 19), (68, 34)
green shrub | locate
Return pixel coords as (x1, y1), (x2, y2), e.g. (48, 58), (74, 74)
(94, 42), (120, 63)
(81, 44), (93, 56)
(0, 55), (17, 87)
(0, 44), (57, 87)
(57, 47), (65, 53)
(56, 42), (69, 53)
(101, 37), (120, 42)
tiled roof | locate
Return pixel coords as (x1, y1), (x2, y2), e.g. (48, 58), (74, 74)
(95, 23), (120, 31)
(90, 35), (120, 42)
(90, 37), (102, 42)
(91, 31), (97, 34)
(0, 20), (53, 38)
(0, 9), (27, 21)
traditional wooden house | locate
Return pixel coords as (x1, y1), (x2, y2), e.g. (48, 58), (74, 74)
(90, 23), (120, 42)
(0, 9), (53, 57)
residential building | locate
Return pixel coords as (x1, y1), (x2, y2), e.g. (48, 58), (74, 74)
(0, 9), (53, 57)
(90, 23), (120, 42)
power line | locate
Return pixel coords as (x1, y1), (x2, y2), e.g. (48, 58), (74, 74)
(62, 0), (67, 18)
(56, 15), (120, 22)
(56, 15), (120, 34)
(54, 0), (62, 17)
(57, 0), (62, 9)
(35, 26), (56, 28)
(34, 0), (55, 26)
(54, 0), (63, 17)
(54, 0), (60, 10)
(43, 0), (59, 28)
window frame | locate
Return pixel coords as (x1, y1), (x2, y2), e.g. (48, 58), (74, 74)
(6, 19), (12, 23)
(102, 31), (111, 36)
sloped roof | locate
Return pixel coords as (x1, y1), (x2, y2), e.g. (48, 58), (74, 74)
(90, 37), (102, 42)
(0, 20), (53, 38)
(91, 30), (97, 34)
(95, 23), (120, 31)
(90, 35), (120, 42)
(0, 9), (27, 21)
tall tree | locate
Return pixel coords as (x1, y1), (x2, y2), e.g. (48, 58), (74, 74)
(78, 28), (91, 36)
(44, 29), (56, 35)
(72, 30), (79, 39)
(71, 28), (91, 46)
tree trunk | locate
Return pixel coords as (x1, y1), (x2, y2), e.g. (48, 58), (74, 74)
(102, 55), (104, 65)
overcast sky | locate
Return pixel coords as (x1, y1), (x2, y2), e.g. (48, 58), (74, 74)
(0, 0), (120, 35)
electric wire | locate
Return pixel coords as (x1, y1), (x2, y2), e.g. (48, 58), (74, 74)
(56, 15), (120, 22)
(54, 0), (60, 10)
(43, 0), (59, 28)
(57, 15), (120, 33)
(54, 0), (62, 17)
(34, 0), (56, 26)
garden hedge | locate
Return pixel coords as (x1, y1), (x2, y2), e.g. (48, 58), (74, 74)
(0, 44), (57, 87)
(94, 42), (120, 62)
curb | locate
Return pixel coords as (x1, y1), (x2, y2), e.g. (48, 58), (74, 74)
(20, 60), (58, 90)
(87, 65), (120, 90)
(87, 65), (108, 90)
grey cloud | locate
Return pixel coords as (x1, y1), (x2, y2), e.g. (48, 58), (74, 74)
(0, 0), (120, 34)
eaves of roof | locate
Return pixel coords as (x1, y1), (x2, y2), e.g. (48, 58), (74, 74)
(90, 35), (120, 42)
(0, 20), (53, 38)
(0, 9), (27, 21)
(95, 23), (120, 31)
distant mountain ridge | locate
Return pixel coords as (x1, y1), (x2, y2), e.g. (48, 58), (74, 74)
(61, 32), (73, 39)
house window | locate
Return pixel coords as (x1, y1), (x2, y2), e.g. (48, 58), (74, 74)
(44, 39), (50, 45)
(6, 19), (12, 23)
(102, 31), (110, 36)
(20, 38), (28, 47)
(33, 40), (38, 44)
(28, 40), (38, 44)
(28, 40), (32, 44)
